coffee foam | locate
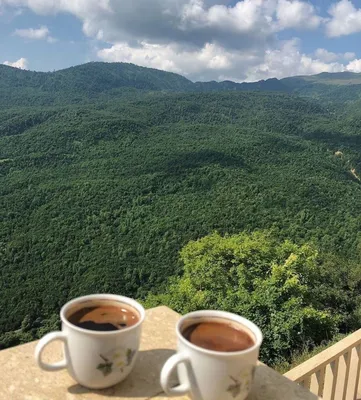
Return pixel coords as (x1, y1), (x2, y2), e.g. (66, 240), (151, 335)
(181, 316), (256, 351)
(65, 299), (140, 324)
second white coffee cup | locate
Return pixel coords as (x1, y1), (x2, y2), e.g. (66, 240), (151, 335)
(160, 310), (262, 400)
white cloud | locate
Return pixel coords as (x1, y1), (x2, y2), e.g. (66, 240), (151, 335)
(14, 25), (56, 42)
(326, 0), (361, 37)
(276, 0), (322, 30)
(2, 0), (322, 47)
(0, 0), (109, 15)
(346, 59), (361, 73)
(314, 48), (339, 63)
(180, 0), (275, 34)
(248, 39), (346, 81)
(98, 41), (259, 81)
(344, 52), (356, 61)
(46, 36), (57, 43)
(2, 0), (360, 81)
(250, 43), (361, 80)
(98, 38), (357, 82)
(314, 48), (356, 63)
(3, 57), (28, 69)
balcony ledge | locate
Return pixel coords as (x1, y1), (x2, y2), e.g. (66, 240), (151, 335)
(0, 306), (318, 399)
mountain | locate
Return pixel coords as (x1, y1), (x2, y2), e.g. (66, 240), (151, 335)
(1, 62), (290, 107)
(3, 61), (361, 107)
(283, 71), (361, 87)
(0, 62), (194, 92)
(1, 61), (361, 359)
(1, 87), (361, 346)
(0, 62), (195, 107)
(194, 77), (290, 92)
(281, 72), (361, 103)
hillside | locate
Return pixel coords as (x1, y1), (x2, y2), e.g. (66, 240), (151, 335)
(281, 72), (361, 102)
(2, 62), (290, 107)
(2, 62), (361, 368)
(194, 77), (290, 92)
(0, 62), (194, 106)
(283, 71), (361, 87)
(1, 86), (361, 347)
(4, 62), (361, 106)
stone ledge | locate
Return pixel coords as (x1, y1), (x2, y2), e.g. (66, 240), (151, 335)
(0, 306), (319, 399)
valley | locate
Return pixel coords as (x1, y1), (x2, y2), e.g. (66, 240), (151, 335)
(1, 62), (361, 367)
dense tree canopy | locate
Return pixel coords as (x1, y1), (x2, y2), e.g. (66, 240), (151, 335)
(146, 231), (358, 366)
(2, 62), (361, 107)
(1, 63), (361, 363)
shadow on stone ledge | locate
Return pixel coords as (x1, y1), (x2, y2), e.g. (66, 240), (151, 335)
(68, 348), (177, 398)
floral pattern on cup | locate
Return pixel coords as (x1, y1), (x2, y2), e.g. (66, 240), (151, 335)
(226, 366), (256, 398)
(97, 348), (136, 377)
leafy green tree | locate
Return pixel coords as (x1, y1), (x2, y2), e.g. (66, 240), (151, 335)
(146, 231), (339, 366)
(1, 67), (361, 351)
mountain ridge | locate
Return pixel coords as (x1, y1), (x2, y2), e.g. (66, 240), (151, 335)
(2, 59), (361, 366)
(2, 61), (361, 85)
(2, 61), (361, 107)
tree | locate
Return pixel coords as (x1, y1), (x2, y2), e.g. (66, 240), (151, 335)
(146, 231), (338, 366)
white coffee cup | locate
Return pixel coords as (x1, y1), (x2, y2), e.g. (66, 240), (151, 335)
(160, 310), (262, 400)
(35, 294), (145, 389)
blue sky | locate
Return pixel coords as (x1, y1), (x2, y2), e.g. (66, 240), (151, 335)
(1, 0), (361, 82)
(0, 10), (91, 71)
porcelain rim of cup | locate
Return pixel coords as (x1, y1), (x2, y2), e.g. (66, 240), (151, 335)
(60, 294), (145, 336)
(177, 310), (263, 357)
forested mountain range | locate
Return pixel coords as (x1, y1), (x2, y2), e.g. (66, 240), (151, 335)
(1, 62), (361, 367)
(2, 62), (361, 106)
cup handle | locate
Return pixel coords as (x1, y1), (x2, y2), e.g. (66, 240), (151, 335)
(35, 332), (68, 372)
(160, 353), (191, 397)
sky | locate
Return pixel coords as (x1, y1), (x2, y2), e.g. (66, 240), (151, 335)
(1, 0), (361, 82)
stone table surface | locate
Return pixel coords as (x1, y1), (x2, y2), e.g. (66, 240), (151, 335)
(0, 306), (319, 400)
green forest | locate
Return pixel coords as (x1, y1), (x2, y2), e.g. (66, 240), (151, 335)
(1, 62), (361, 368)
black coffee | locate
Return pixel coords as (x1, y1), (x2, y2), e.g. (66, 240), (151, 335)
(182, 320), (254, 352)
(68, 301), (139, 331)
